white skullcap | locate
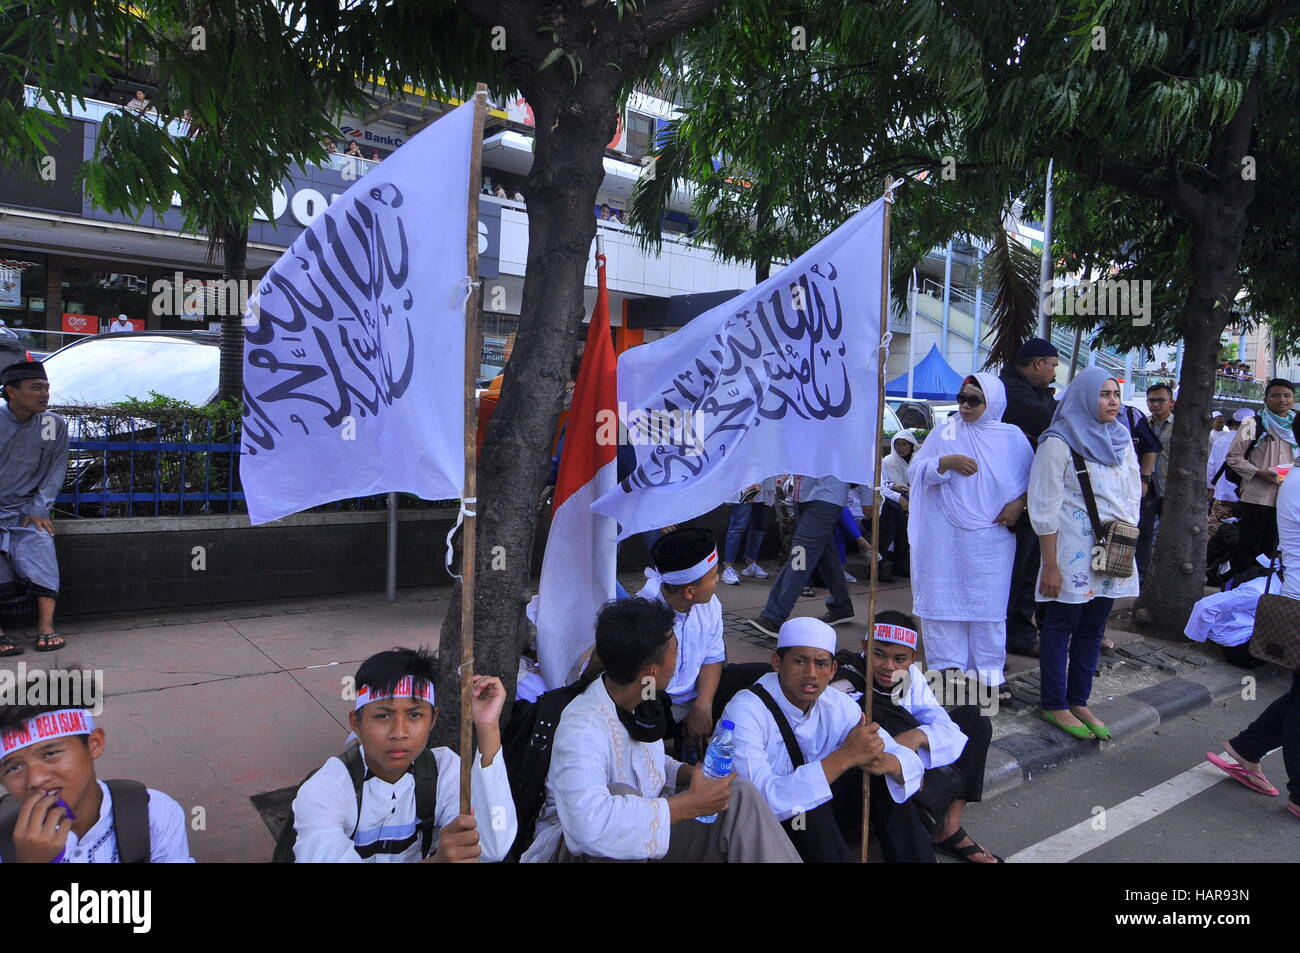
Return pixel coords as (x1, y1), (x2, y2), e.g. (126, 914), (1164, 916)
(1234, 408), (1253, 422)
(1211, 410), (1223, 419)
(776, 616), (837, 655)
(118, 313), (128, 320)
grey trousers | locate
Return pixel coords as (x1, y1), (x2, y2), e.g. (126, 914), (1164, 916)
(0, 521), (59, 598)
(557, 778), (803, 863)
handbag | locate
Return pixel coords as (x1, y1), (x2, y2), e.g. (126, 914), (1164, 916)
(1071, 450), (1139, 578)
(1248, 566), (1300, 671)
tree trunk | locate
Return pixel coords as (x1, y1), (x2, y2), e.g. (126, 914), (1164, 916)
(1135, 228), (1248, 634)
(431, 77), (620, 749)
(217, 224), (248, 401)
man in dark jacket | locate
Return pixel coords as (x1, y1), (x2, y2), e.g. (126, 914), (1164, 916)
(999, 338), (1059, 657)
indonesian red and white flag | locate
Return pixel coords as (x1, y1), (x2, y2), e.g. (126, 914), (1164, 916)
(534, 253), (619, 688)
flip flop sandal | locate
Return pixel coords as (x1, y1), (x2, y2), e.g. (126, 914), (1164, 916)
(800, 587), (817, 598)
(1206, 752), (1279, 796)
(1286, 802), (1300, 821)
(934, 827), (1004, 863)
(33, 633), (64, 653)
(0, 637), (23, 657)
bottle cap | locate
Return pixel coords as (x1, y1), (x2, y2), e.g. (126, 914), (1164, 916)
(720, 719), (735, 731)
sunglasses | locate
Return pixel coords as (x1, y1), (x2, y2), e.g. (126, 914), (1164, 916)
(956, 392), (984, 407)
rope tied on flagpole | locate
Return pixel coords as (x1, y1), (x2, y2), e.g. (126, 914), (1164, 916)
(880, 330), (893, 352)
(444, 496), (479, 581)
(458, 275), (481, 307)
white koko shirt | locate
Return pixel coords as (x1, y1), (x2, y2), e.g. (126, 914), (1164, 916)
(523, 676), (685, 863)
(291, 745), (516, 863)
(721, 672), (924, 822)
(0, 780), (193, 863)
(636, 579), (726, 705)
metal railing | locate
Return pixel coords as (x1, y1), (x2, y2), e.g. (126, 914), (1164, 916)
(51, 410), (451, 519)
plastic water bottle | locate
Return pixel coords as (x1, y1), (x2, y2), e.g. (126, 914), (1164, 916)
(695, 719), (736, 824)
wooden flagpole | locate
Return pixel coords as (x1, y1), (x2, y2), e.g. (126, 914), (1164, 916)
(459, 83), (489, 815)
(861, 176), (894, 862)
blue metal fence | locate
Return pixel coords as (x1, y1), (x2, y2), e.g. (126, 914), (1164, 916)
(53, 411), (446, 518)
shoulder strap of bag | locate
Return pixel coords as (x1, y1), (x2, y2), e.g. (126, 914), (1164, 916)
(0, 793), (19, 863)
(338, 741), (367, 840)
(411, 748), (441, 859)
(1070, 449), (1107, 543)
(105, 779), (151, 864)
(746, 684), (805, 768)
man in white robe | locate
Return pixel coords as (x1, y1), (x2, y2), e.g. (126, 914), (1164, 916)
(721, 617), (923, 862)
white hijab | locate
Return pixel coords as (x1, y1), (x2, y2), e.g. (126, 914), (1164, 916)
(882, 428), (920, 487)
(908, 372), (1034, 531)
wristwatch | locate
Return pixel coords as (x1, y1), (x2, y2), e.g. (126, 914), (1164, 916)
(1141, 474), (1152, 484)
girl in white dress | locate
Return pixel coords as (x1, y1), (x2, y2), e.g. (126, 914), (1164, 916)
(1030, 367), (1140, 740)
(907, 373), (1034, 690)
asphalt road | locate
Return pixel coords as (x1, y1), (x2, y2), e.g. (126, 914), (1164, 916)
(961, 667), (1297, 864)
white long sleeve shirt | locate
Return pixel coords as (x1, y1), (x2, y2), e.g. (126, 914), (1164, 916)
(882, 664), (969, 770)
(0, 781), (193, 863)
(720, 672), (923, 822)
(291, 745), (516, 863)
(522, 677), (685, 862)
(636, 579), (726, 705)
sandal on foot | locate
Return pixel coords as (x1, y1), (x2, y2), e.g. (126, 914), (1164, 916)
(1206, 752), (1279, 796)
(1286, 802), (1300, 820)
(800, 587), (817, 598)
(33, 633), (64, 652)
(934, 827), (1004, 863)
(1070, 708), (1111, 741)
(0, 636), (23, 657)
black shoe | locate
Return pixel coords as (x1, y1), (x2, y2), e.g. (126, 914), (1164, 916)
(749, 615), (781, 638)
(820, 610), (855, 626)
(878, 560), (895, 583)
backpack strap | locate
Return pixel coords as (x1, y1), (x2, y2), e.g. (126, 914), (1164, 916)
(338, 741), (367, 841)
(0, 793), (19, 863)
(105, 779), (151, 864)
(746, 684), (805, 768)
(410, 748), (441, 859)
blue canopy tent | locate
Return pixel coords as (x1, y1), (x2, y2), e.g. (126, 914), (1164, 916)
(885, 344), (967, 400)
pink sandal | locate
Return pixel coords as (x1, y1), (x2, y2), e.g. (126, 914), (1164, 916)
(1206, 752), (1279, 796)
(1286, 802), (1300, 820)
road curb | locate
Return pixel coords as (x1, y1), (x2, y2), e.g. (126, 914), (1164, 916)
(982, 656), (1262, 798)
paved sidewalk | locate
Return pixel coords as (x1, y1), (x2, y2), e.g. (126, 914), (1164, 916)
(0, 552), (1252, 862)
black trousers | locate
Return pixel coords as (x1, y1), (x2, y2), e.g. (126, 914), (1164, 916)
(1005, 514), (1041, 653)
(878, 499), (910, 574)
(1230, 671), (1300, 805)
(1136, 495), (1162, 580)
(826, 768), (936, 863)
(947, 705), (993, 803)
(1231, 502), (1280, 576)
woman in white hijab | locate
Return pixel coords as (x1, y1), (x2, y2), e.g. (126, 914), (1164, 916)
(907, 374), (1034, 689)
(1030, 367), (1139, 741)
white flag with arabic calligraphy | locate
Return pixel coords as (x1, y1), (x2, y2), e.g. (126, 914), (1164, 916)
(592, 199), (885, 538)
(240, 102), (475, 525)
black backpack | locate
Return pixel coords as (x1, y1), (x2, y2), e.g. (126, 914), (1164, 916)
(501, 670), (600, 861)
(0, 779), (151, 863)
(272, 740), (440, 862)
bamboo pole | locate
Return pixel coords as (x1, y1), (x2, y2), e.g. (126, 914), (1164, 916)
(459, 84), (489, 815)
(861, 177), (894, 862)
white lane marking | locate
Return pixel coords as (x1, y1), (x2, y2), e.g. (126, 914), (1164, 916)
(1007, 750), (1273, 864)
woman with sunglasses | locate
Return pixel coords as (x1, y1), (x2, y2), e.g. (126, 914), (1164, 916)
(1029, 367), (1140, 740)
(907, 373), (1035, 695)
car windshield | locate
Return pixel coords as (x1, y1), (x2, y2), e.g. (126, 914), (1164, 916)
(45, 336), (218, 407)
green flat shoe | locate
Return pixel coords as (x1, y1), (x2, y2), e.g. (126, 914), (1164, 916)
(1076, 719), (1111, 741)
(1040, 710), (1096, 740)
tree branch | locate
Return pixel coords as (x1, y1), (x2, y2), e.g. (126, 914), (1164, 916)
(640, 0), (724, 47)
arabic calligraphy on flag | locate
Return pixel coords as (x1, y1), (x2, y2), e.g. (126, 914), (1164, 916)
(592, 198), (885, 538)
(240, 100), (477, 525)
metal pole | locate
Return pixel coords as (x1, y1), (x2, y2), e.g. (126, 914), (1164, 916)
(941, 241), (953, 360)
(907, 270), (917, 399)
(1124, 350), (1134, 401)
(1038, 158), (1055, 340)
(386, 492), (398, 602)
(862, 178), (893, 862)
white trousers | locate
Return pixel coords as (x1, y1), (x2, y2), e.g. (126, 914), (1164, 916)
(919, 618), (1007, 687)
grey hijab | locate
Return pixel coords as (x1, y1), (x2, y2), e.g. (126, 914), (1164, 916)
(1039, 366), (1131, 466)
